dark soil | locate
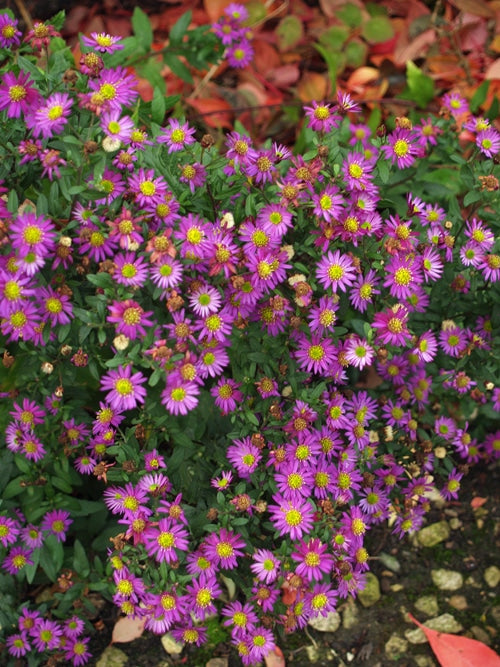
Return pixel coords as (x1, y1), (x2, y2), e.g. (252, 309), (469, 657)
(84, 462), (500, 667)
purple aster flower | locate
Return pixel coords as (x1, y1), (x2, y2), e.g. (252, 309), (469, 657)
(315, 249), (357, 292)
(225, 131), (258, 167)
(88, 66), (138, 111)
(161, 373), (200, 415)
(185, 573), (222, 620)
(344, 336), (375, 370)
(250, 549), (281, 584)
(414, 117), (442, 147)
(226, 38), (254, 68)
(41, 509), (72, 542)
(275, 459), (315, 501)
(179, 162), (207, 193)
(342, 151), (374, 190)
(204, 528), (246, 570)
(439, 324), (468, 357)
(21, 524), (44, 549)
(6, 633), (31, 658)
(227, 437), (261, 479)
(128, 168), (168, 207)
(304, 583), (338, 618)
(294, 333), (337, 375)
(476, 127), (500, 157)
(157, 118), (196, 152)
(251, 582), (281, 613)
(372, 304), (412, 347)
(27, 92), (73, 139)
(107, 299), (154, 339)
(312, 185), (344, 222)
(211, 377), (243, 414)
(381, 127), (420, 168)
(194, 309), (233, 343)
(113, 252), (149, 288)
(247, 626), (276, 663)
(3, 546), (34, 575)
(103, 482), (149, 516)
(171, 621), (207, 646)
(222, 601), (258, 638)
(37, 286), (73, 325)
(384, 255), (423, 299)
(150, 256), (183, 292)
(256, 203), (293, 237)
(81, 31), (124, 52)
(464, 218), (495, 250)
(359, 485), (389, 516)
(74, 455), (96, 475)
(143, 518), (189, 564)
(244, 149), (277, 185)
(29, 618), (63, 652)
(0, 515), (20, 547)
(479, 253), (500, 282)
(442, 91), (469, 116)
(304, 100), (340, 133)
(0, 14), (22, 48)
(10, 212), (56, 258)
(268, 494), (315, 541)
(291, 538), (334, 582)
(64, 637), (92, 666)
(18, 432), (46, 462)
(175, 213), (212, 259)
(100, 365), (147, 411)
(100, 109), (134, 142)
(79, 51), (104, 76)
(413, 330), (438, 362)
(0, 70), (40, 118)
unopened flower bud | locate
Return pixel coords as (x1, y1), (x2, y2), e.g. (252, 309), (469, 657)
(60, 344), (72, 356)
(201, 133), (215, 149)
(84, 140), (98, 154)
(41, 361), (54, 374)
(113, 334), (129, 350)
(102, 136), (121, 153)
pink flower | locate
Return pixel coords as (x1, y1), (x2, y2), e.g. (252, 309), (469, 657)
(100, 365), (147, 411)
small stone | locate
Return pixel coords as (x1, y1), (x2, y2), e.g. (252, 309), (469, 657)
(414, 656), (437, 667)
(358, 572), (381, 607)
(417, 521), (450, 547)
(385, 633), (408, 659)
(484, 566), (500, 588)
(490, 606), (500, 625)
(306, 645), (320, 662)
(96, 646), (128, 667)
(449, 517), (462, 530)
(470, 626), (491, 645)
(161, 633), (184, 656)
(379, 552), (401, 573)
(405, 628), (428, 644)
(415, 595), (439, 617)
(431, 569), (463, 591)
(390, 584), (404, 592)
(308, 610), (341, 633)
(465, 574), (481, 588)
(342, 598), (359, 630)
(447, 594), (468, 611)
(426, 613), (463, 634)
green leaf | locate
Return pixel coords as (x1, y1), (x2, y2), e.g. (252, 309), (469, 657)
(463, 190), (481, 207)
(39, 535), (64, 582)
(163, 53), (193, 84)
(2, 477), (25, 499)
(170, 11), (192, 45)
(132, 7), (153, 51)
(405, 61), (435, 109)
(151, 87), (166, 125)
(470, 80), (490, 114)
(276, 15), (303, 51)
(337, 3), (363, 27)
(52, 476), (73, 493)
(86, 273), (113, 288)
(73, 539), (90, 577)
(362, 15), (394, 43)
(24, 548), (41, 585)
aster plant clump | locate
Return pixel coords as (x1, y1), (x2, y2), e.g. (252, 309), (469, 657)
(0, 6), (499, 666)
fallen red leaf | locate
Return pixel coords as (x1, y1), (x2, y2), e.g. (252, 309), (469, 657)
(470, 496), (488, 508)
(264, 646), (286, 667)
(408, 613), (500, 667)
(111, 616), (146, 644)
(187, 96), (234, 129)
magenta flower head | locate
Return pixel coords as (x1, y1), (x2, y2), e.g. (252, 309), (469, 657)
(226, 39), (254, 68)
(204, 528), (246, 570)
(157, 118), (196, 153)
(0, 13), (22, 48)
(10, 211), (56, 258)
(0, 70), (40, 118)
(28, 92), (73, 139)
(41, 509), (73, 542)
(372, 304), (412, 347)
(3, 546), (34, 575)
(304, 101), (340, 133)
(315, 249), (357, 293)
(100, 365), (147, 411)
(268, 494), (315, 541)
(81, 31), (124, 53)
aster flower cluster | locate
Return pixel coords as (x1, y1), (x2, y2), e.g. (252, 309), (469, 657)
(0, 9), (499, 666)
(212, 3), (254, 69)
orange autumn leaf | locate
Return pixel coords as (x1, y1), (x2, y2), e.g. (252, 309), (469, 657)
(470, 496), (488, 508)
(297, 72), (327, 103)
(408, 614), (500, 667)
(264, 646), (286, 667)
(186, 96), (234, 129)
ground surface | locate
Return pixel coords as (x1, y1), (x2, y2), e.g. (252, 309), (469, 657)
(85, 462), (499, 667)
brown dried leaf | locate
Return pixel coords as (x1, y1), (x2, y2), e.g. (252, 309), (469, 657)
(449, 0), (495, 18)
(394, 28), (436, 66)
(111, 616), (145, 644)
(264, 646), (286, 667)
(297, 71), (327, 102)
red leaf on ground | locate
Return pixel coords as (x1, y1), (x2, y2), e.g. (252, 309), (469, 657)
(408, 613), (500, 667)
(264, 646), (286, 667)
(186, 96), (234, 129)
(111, 616), (146, 643)
(470, 496), (488, 508)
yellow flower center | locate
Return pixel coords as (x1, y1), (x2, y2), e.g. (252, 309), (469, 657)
(10, 311), (27, 328)
(117, 579), (133, 595)
(157, 531), (175, 548)
(99, 83), (117, 100)
(9, 85), (26, 101)
(123, 307), (141, 324)
(115, 378), (133, 395)
(5, 281), (21, 300)
(388, 317), (403, 333)
(348, 163), (363, 179)
(170, 128), (185, 143)
(46, 296), (62, 313)
(186, 227), (202, 244)
(285, 508), (302, 526)
(216, 542), (233, 558)
(394, 267), (412, 286)
(171, 387), (186, 402)
(314, 105), (329, 120)
(47, 105), (63, 120)
(393, 139), (409, 157)
(121, 263), (137, 278)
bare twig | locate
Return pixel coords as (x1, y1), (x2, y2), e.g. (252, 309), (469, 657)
(13, 0), (33, 30)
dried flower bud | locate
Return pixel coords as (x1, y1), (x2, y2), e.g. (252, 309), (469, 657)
(396, 116), (412, 130)
(102, 136), (121, 153)
(122, 460), (137, 473)
(206, 508), (218, 521)
(113, 334), (129, 351)
(41, 361), (54, 374)
(84, 140), (99, 154)
(317, 144), (329, 158)
(201, 133), (215, 149)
